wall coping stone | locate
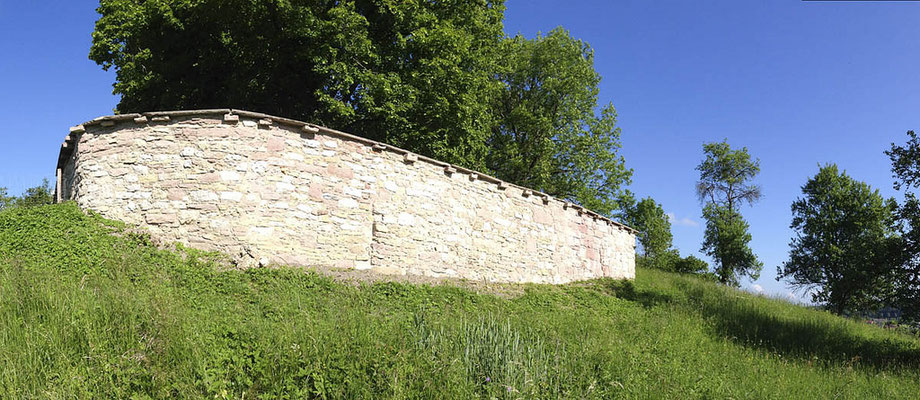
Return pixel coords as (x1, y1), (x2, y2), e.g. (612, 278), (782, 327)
(57, 108), (638, 234)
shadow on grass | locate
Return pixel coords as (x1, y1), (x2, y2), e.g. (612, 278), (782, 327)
(596, 274), (920, 370)
(595, 278), (674, 309)
(674, 281), (920, 371)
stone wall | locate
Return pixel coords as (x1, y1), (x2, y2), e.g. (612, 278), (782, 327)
(56, 109), (636, 283)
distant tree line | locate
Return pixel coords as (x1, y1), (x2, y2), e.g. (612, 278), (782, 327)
(0, 180), (53, 211)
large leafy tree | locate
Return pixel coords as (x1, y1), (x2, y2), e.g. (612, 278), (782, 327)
(625, 197), (672, 258)
(696, 141), (762, 285)
(488, 28), (632, 215)
(90, 0), (505, 170)
(91, 2), (634, 216)
(777, 164), (900, 314)
(886, 130), (920, 322)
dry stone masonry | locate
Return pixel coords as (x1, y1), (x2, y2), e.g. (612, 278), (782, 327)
(56, 109), (636, 283)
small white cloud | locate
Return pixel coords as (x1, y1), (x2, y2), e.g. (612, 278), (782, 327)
(751, 284), (764, 294)
(666, 212), (699, 227)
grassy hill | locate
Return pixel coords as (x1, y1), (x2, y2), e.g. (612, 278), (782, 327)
(1, 203), (918, 399)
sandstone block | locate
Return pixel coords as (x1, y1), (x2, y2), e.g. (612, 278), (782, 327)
(146, 213), (177, 225)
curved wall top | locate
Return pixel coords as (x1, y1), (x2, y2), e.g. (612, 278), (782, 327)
(56, 109), (636, 283)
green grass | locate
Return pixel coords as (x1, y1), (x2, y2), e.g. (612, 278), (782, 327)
(1, 203), (919, 398)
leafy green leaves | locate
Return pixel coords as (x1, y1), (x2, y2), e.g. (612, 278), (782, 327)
(778, 164), (900, 314)
(90, 2), (632, 216)
(488, 28), (632, 216)
(91, 0), (504, 171)
(625, 197), (672, 258)
(702, 204), (761, 286)
(696, 141), (762, 285)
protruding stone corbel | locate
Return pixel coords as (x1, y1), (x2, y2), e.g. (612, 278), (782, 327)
(223, 113), (240, 124)
(69, 125), (85, 135)
(542, 196), (550, 205)
(469, 173), (479, 181)
(134, 116), (148, 124)
(302, 125), (320, 134)
(372, 144), (386, 152)
(258, 119), (273, 128)
(497, 181), (508, 190)
(403, 153), (418, 164)
(444, 165), (457, 175)
(522, 189), (532, 197)
(151, 116), (170, 123)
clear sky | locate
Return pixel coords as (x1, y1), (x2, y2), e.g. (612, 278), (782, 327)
(2, 1), (919, 300)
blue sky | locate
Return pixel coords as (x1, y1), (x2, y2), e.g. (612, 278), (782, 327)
(2, 1), (919, 300)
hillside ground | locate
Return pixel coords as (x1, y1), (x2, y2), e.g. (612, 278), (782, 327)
(1, 203), (918, 398)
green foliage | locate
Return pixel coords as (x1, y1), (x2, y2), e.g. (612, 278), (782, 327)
(625, 197), (709, 277)
(696, 140), (762, 210)
(625, 197), (672, 257)
(778, 164), (901, 315)
(638, 250), (710, 276)
(90, 0), (506, 170)
(0, 180), (53, 211)
(672, 254), (710, 275)
(3, 204), (918, 398)
(90, 3), (635, 216)
(488, 28), (632, 215)
(701, 204), (762, 286)
(696, 141), (763, 285)
(886, 131), (920, 322)
(0, 187), (11, 210)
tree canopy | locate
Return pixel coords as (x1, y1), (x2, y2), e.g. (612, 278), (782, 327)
(488, 28), (632, 215)
(886, 131), (920, 322)
(0, 180), (53, 211)
(778, 164), (900, 314)
(625, 197), (672, 258)
(696, 141), (762, 285)
(90, 0), (633, 216)
(90, 0), (506, 170)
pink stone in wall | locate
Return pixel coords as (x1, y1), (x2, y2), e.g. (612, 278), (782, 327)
(167, 189), (185, 201)
(327, 164), (354, 179)
(200, 173), (219, 183)
(586, 248), (599, 261)
(532, 209), (552, 225)
(308, 183), (324, 201)
(267, 137), (285, 152)
(526, 238), (537, 253)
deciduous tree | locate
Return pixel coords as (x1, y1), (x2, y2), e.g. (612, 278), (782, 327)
(777, 164), (900, 314)
(696, 141), (762, 285)
(885, 131), (920, 322)
(488, 28), (632, 215)
(625, 197), (672, 258)
(91, 0), (506, 170)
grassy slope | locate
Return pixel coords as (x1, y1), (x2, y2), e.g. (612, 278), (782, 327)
(0, 203), (918, 399)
